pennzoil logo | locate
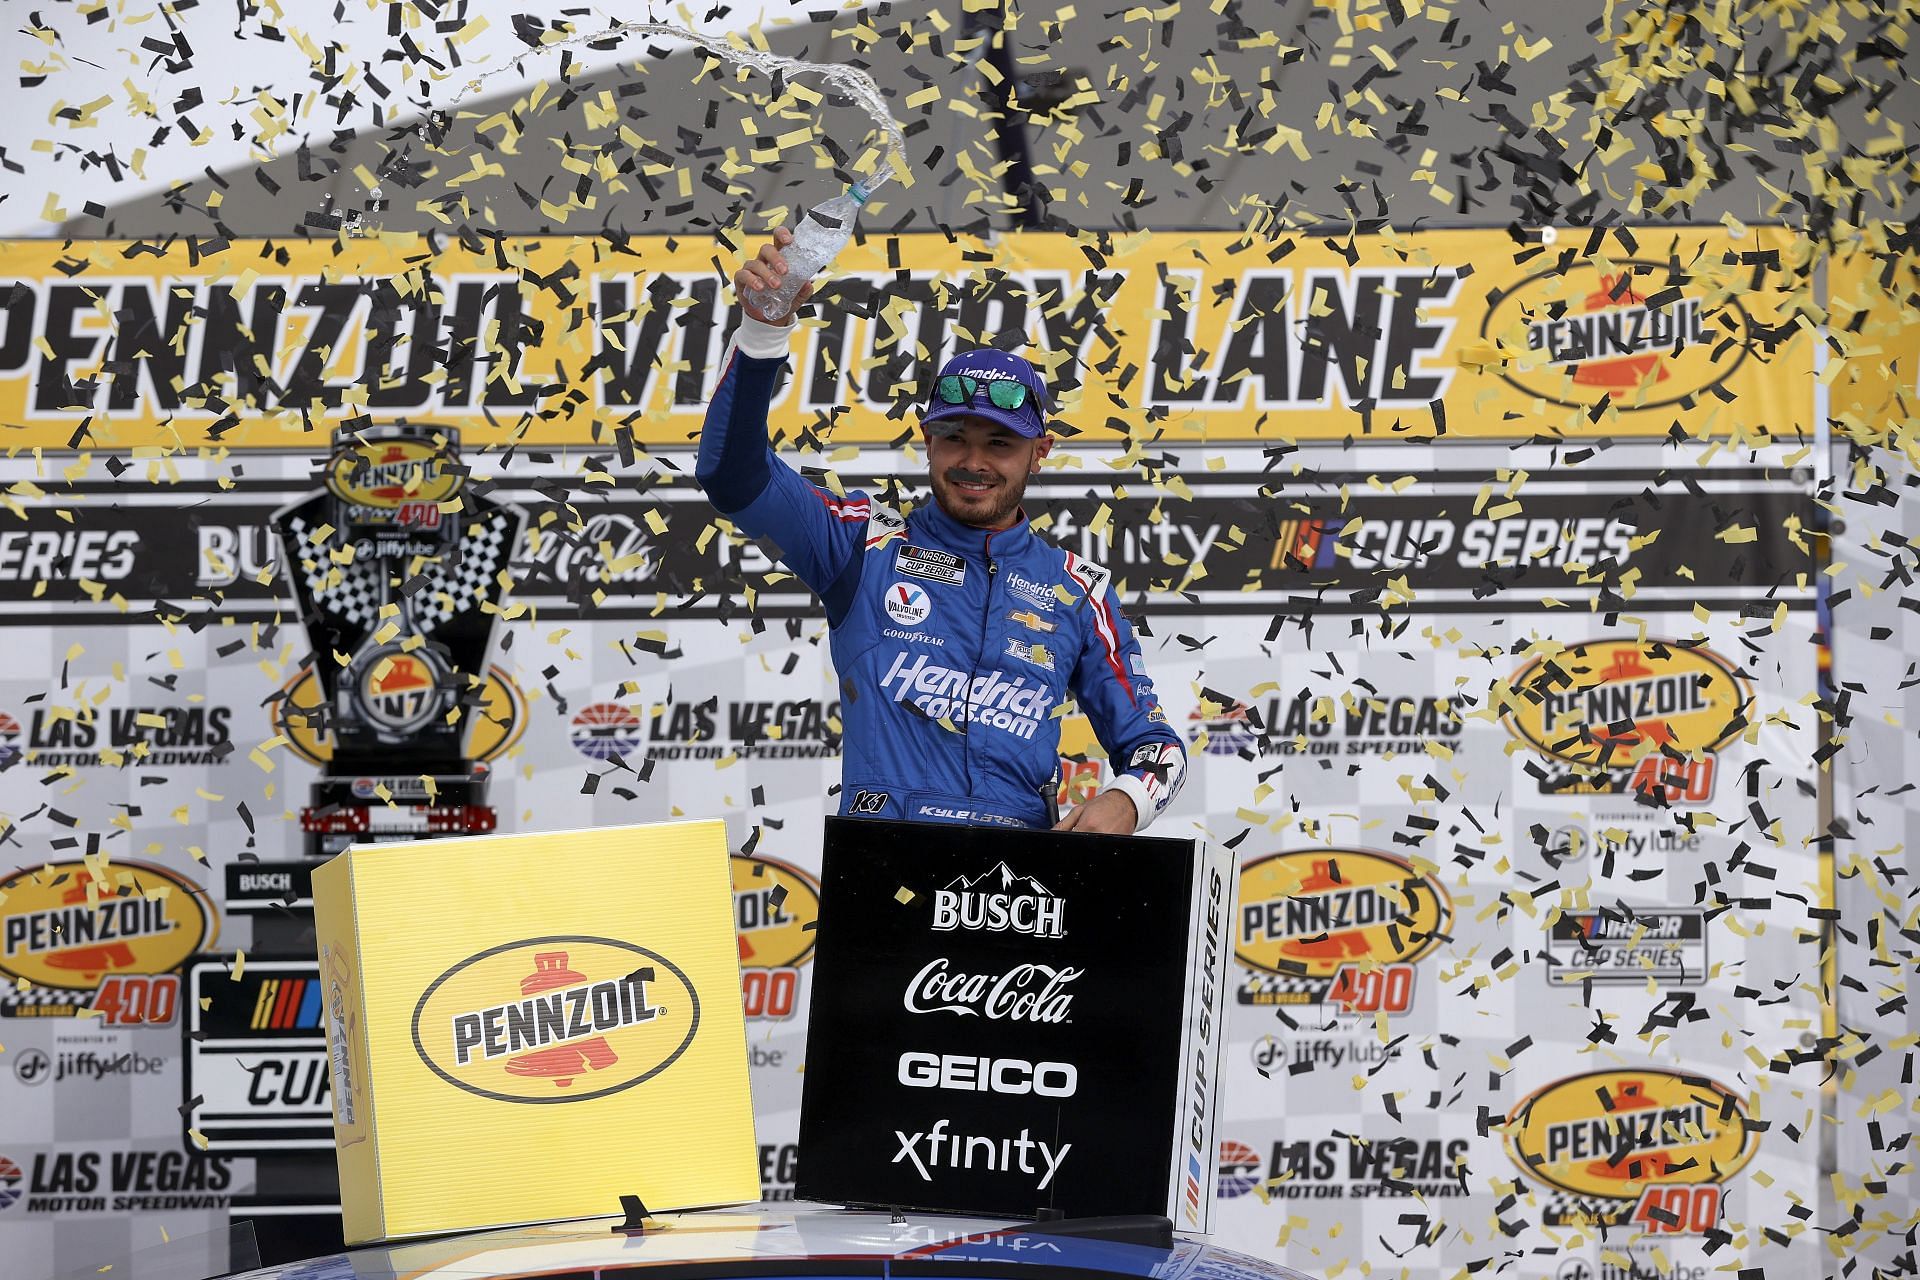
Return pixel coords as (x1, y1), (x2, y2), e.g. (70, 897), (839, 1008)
(412, 936), (700, 1104)
(1234, 849), (1449, 1013)
(325, 434), (464, 526)
(732, 855), (820, 1021)
(1483, 261), (1752, 410)
(272, 662), (528, 765)
(1505, 1069), (1755, 1233)
(1504, 640), (1750, 799)
(0, 861), (216, 1000)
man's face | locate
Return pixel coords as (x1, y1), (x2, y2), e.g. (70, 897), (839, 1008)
(924, 418), (1053, 530)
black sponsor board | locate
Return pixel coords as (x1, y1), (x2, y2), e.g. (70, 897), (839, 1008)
(1, 471), (1813, 620)
(797, 818), (1230, 1226)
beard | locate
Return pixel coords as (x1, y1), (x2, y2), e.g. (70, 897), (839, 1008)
(930, 466), (1030, 529)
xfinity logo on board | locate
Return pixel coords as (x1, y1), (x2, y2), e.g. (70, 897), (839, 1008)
(932, 862), (1065, 938)
(892, 1119), (1072, 1190)
(897, 1051), (1078, 1097)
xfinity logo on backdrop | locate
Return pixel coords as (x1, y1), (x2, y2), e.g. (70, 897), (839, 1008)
(897, 1051), (1078, 1097)
(892, 1119), (1072, 1190)
(931, 862), (1065, 938)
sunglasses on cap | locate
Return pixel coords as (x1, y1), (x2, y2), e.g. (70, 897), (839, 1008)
(933, 374), (1037, 414)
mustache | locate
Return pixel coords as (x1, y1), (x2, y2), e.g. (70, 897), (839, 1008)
(943, 469), (998, 486)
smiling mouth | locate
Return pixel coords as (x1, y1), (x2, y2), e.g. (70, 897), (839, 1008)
(952, 478), (997, 495)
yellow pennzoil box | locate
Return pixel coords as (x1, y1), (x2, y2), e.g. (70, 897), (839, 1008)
(311, 820), (757, 1243)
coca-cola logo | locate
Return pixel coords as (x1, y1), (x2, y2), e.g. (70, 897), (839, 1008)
(902, 958), (1081, 1022)
(512, 514), (654, 585)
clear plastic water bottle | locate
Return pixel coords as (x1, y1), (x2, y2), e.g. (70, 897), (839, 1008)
(744, 183), (870, 322)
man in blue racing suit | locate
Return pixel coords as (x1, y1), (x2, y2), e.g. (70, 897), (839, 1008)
(696, 228), (1187, 834)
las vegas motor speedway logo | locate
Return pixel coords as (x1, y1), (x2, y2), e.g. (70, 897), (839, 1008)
(1, 860), (213, 1020)
(1502, 639), (1750, 802)
(1233, 849), (1450, 1015)
(1504, 1068), (1755, 1233)
(572, 697), (843, 763)
(411, 936), (700, 1104)
(1213, 1135), (1470, 1202)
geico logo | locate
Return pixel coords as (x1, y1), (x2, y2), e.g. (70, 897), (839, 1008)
(452, 969), (658, 1066)
(902, 958), (1080, 1022)
(5, 897), (173, 956)
(1242, 886), (1403, 943)
(898, 1052), (1078, 1097)
(1541, 674), (1708, 727)
(931, 890), (1063, 938)
(1542, 1101), (1710, 1165)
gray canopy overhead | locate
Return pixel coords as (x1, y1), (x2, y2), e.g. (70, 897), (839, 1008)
(51, 0), (1910, 244)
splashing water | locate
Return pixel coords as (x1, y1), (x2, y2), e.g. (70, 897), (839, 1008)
(430, 19), (908, 193)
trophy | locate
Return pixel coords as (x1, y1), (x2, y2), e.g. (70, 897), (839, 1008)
(272, 423), (526, 858)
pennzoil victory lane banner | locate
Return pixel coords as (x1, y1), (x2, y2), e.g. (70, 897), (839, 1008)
(0, 228), (1824, 1280)
(0, 226), (1807, 448)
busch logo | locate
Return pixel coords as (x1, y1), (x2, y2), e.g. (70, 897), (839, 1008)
(931, 862), (1064, 939)
(880, 652), (1054, 740)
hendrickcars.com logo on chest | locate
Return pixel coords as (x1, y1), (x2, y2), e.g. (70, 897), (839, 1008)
(1502, 640), (1750, 802)
(1504, 1068), (1756, 1232)
(411, 936), (700, 1103)
(0, 1149), (237, 1214)
(1, 860), (213, 1020)
(732, 855), (819, 1021)
(1233, 849), (1450, 1015)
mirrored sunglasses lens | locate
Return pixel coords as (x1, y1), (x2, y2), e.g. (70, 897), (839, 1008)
(986, 381), (1030, 410)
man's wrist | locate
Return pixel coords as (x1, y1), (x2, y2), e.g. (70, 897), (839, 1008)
(734, 314), (795, 358)
(1101, 775), (1151, 834)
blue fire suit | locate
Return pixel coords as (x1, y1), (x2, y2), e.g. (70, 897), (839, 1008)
(697, 317), (1188, 832)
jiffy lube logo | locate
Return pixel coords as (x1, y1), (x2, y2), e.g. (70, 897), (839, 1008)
(1482, 261), (1752, 410)
(932, 862), (1065, 939)
(880, 652), (1054, 740)
(1234, 849), (1449, 1013)
(1505, 1069), (1756, 1233)
(411, 936), (700, 1104)
(1503, 639), (1751, 782)
(0, 860), (215, 992)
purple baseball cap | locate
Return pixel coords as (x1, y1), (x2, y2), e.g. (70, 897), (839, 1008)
(922, 348), (1051, 439)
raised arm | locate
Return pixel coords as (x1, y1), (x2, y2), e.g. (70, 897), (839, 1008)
(697, 229), (867, 622)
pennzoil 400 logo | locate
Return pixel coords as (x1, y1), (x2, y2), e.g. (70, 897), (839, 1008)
(1234, 849), (1450, 1015)
(412, 935), (700, 1104)
(0, 860), (214, 1021)
(1504, 640), (1751, 802)
(732, 855), (819, 1022)
(1505, 1069), (1756, 1234)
